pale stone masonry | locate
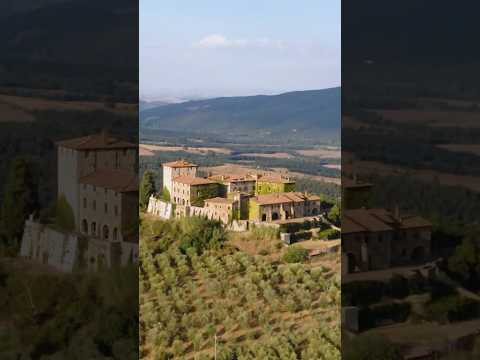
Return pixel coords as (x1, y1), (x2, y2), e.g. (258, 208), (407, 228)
(21, 131), (139, 272)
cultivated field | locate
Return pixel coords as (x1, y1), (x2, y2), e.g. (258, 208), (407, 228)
(374, 109), (480, 128)
(343, 151), (480, 192)
(0, 94), (137, 116)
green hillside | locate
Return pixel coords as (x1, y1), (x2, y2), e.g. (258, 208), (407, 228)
(140, 88), (340, 137)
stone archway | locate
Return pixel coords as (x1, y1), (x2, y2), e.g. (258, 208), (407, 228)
(272, 212), (279, 221)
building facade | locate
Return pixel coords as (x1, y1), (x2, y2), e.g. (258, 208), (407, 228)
(162, 160), (198, 197)
(248, 192), (321, 222)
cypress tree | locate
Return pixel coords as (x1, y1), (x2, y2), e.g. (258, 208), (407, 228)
(139, 170), (156, 209)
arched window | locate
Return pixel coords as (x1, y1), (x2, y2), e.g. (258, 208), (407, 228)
(91, 222), (97, 236)
(261, 214), (267, 222)
(103, 225), (109, 240)
(113, 228), (118, 241)
(82, 219), (88, 233)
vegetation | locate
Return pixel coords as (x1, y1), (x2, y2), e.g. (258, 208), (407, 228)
(53, 194), (76, 232)
(343, 334), (402, 360)
(140, 171), (157, 210)
(0, 157), (39, 253)
(139, 216), (340, 359)
(282, 246), (309, 263)
(0, 263), (139, 359)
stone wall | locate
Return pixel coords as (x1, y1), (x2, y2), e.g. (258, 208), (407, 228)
(20, 216), (138, 273)
(20, 217), (78, 272)
(147, 196), (173, 219)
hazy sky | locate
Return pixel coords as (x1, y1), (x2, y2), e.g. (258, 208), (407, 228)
(140, 0), (340, 99)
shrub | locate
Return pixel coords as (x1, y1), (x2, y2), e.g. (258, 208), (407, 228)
(388, 275), (409, 299)
(342, 281), (385, 307)
(282, 246), (309, 263)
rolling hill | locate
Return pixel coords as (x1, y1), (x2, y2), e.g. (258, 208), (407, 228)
(140, 88), (340, 138)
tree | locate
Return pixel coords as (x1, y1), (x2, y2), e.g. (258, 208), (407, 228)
(282, 246), (309, 263)
(160, 187), (171, 202)
(327, 203), (341, 226)
(54, 194), (75, 231)
(344, 334), (402, 360)
(0, 157), (39, 250)
(139, 170), (156, 210)
(448, 234), (480, 288)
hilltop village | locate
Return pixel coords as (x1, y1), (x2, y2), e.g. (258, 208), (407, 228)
(147, 159), (327, 236)
(20, 131), (139, 272)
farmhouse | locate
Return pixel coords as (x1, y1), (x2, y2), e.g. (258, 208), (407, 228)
(248, 192), (321, 222)
(341, 177), (432, 273)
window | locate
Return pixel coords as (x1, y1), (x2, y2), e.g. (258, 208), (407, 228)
(103, 225), (109, 240)
(82, 219), (88, 233)
(83, 198), (87, 209)
(104, 203), (108, 214)
(113, 228), (118, 241)
(91, 222), (97, 235)
(93, 200), (96, 210)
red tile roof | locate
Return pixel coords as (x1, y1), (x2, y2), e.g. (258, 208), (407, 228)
(173, 176), (216, 186)
(57, 131), (136, 150)
(253, 192), (320, 206)
(343, 208), (432, 234)
(79, 169), (138, 192)
(205, 197), (235, 205)
(163, 159), (198, 168)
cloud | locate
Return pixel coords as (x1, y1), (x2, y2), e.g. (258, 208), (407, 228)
(195, 34), (284, 49)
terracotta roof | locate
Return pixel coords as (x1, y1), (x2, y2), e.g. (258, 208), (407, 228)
(343, 209), (393, 233)
(343, 208), (432, 234)
(173, 176), (216, 186)
(209, 174), (256, 182)
(79, 169), (138, 192)
(57, 131), (136, 150)
(253, 192), (320, 206)
(205, 197), (235, 205)
(163, 159), (198, 168)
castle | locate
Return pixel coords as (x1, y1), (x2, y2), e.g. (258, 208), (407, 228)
(148, 160), (322, 228)
(20, 131), (139, 272)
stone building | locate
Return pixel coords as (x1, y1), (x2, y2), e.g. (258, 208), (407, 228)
(204, 197), (239, 224)
(162, 159), (198, 197)
(342, 208), (432, 273)
(255, 175), (296, 195)
(248, 192), (321, 222)
(208, 174), (257, 195)
(21, 131), (139, 272)
(171, 176), (220, 206)
(79, 169), (138, 243)
(56, 130), (137, 230)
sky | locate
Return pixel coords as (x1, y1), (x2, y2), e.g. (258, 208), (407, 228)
(140, 0), (340, 100)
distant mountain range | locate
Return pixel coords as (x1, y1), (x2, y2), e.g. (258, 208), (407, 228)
(140, 88), (340, 137)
